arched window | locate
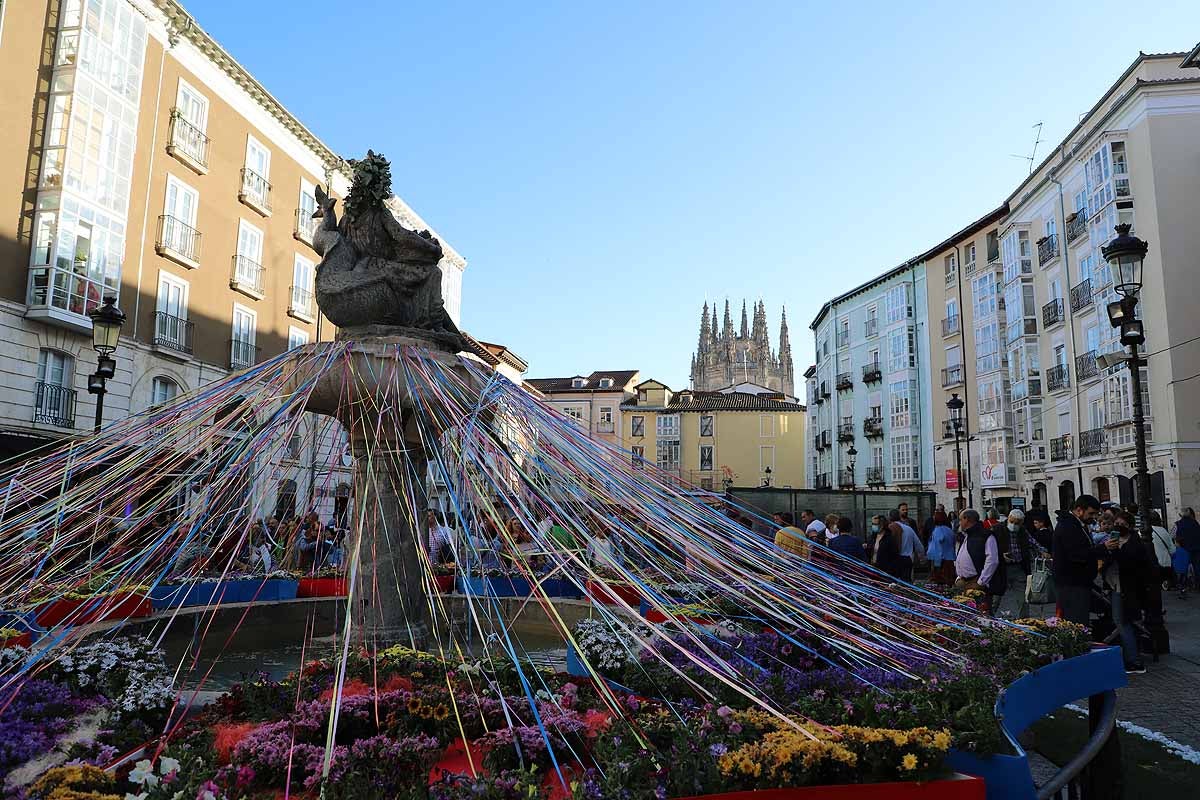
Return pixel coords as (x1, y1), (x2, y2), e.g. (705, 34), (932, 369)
(151, 376), (180, 406)
(1057, 480), (1076, 514)
(1093, 476), (1111, 503)
(334, 483), (352, 528)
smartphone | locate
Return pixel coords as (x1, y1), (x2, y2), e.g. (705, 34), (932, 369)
(1107, 531), (1120, 542)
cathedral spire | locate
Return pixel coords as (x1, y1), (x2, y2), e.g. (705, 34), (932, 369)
(739, 300), (749, 339)
(751, 300), (767, 347)
(697, 302), (711, 353)
(778, 306), (793, 377)
(722, 300), (733, 340)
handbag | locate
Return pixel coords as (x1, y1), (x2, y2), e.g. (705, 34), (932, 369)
(1025, 556), (1055, 604)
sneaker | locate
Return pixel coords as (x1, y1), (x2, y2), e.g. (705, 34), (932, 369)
(1125, 662), (1147, 675)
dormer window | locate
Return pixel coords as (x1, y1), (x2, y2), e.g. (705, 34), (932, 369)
(572, 377), (586, 388)
(598, 378), (613, 389)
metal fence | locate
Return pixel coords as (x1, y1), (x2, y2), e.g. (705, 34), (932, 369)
(726, 486), (938, 538)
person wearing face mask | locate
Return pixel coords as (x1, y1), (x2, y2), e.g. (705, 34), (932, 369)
(1053, 494), (1109, 627)
(996, 509), (1043, 619)
(1102, 511), (1151, 674)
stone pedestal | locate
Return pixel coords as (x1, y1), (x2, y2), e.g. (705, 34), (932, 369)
(301, 334), (466, 650)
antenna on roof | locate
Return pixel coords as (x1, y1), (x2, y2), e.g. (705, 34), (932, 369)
(1009, 122), (1044, 176)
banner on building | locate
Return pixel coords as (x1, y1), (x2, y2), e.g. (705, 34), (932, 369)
(945, 469), (959, 490)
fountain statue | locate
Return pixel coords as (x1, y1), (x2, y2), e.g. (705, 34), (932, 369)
(303, 151), (469, 648)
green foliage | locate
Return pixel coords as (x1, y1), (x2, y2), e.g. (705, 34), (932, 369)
(343, 151), (394, 220)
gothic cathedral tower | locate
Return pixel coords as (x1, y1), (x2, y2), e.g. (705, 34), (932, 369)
(690, 300), (794, 396)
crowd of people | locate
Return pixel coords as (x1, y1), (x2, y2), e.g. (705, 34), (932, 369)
(169, 511), (347, 576)
(770, 498), (1200, 676)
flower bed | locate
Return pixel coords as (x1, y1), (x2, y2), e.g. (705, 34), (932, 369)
(34, 590), (152, 627)
(0, 627), (32, 649)
(149, 578), (299, 609)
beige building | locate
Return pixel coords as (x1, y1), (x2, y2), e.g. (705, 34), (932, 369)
(622, 380), (807, 491)
(0, 0), (466, 521)
(524, 370), (641, 450)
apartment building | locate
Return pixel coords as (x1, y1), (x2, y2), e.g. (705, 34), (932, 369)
(0, 0), (466, 521)
(812, 48), (1200, 517)
(807, 263), (933, 493)
(621, 380), (806, 490)
(524, 370), (641, 450)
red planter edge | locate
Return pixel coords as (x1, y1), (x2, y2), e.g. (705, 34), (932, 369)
(675, 773), (984, 800)
(34, 592), (152, 627)
(297, 577), (348, 597)
(1, 632), (32, 649)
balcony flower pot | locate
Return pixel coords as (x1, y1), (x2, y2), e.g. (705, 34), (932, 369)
(35, 590), (152, 627)
(296, 577), (348, 597)
(585, 579), (642, 607)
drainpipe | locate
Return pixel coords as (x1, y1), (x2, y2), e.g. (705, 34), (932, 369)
(1051, 169), (1088, 500)
(909, 267), (925, 492)
(951, 243), (976, 508)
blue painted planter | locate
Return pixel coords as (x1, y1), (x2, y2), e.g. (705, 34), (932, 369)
(149, 579), (299, 609)
(456, 576), (532, 597)
(945, 645), (1127, 800)
(566, 642), (590, 677)
(541, 578), (583, 598)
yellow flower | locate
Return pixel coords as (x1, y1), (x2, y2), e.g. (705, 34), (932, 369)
(407, 697), (422, 714)
(932, 732), (952, 751)
(901, 753), (919, 771)
(433, 703), (450, 721)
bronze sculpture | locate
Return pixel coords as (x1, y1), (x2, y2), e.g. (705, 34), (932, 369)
(312, 151), (466, 351)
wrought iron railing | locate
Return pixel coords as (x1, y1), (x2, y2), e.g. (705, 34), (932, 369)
(861, 362), (881, 384)
(1042, 298), (1065, 328)
(156, 214), (201, 263)
(289, 286), (316, 319)
(34, 381), (76, 428)
(1080, 428), (1106, 457)
(838, 418), (855, 441)
(1047, 363), (1070, 392)
(941, 365), (964, 387)
(838, 469), (855, 488)
(863, 416), (883, 437)
(942, 315), (960, 336)
(239, 168), (272, 212)
(836, 372), (853, 391)
(942, 419), (956, 439)
(231, 255), (265, 295)
(294, 207), (318, 243)
(1038, 233), (1059, 266)
(1070, 278), (1093, 312)
(1050, 434), (1072, 462)
(866, 467), (884, 485)
(864, 319), (878, 338)
(229, 338), (260, 370)
(1066, 212), (1088, 243)
(814, 473), (831, 490)
(1076, 350), (1099, 382)
(168, 109), (209, 168)
(153, 311), (194, 355)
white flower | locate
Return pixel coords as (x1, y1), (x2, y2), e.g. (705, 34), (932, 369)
(159, 756), (181, 774)
(125, 793), (149, 800)
(200, 790), (216, 800)
(128, 760), (155, 786)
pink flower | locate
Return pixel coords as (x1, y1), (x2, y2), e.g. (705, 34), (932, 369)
(729, 722), (743, 734)
(716, 705), (733, 719)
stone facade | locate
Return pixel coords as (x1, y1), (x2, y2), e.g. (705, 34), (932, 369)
(690, 300), (794, 396)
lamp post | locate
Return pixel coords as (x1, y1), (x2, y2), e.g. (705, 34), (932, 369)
(763, 466), (773, 488)
(947, 393), (966, 512)
(846, 444), (857, 489)
(1101, 223), (1167, 652)
(87, 296), (126, 434)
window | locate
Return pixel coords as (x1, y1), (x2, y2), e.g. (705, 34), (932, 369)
(889, 380), (911, 429)
(946, 345), (962, 367)
(657, 414), (680, 438)
(975, 322), (1000, 374)
(285, 434), (302, 460)
(571, 377), (585, 388)
(155, 272), (190, 352)
(231, 304), (257, 369)
(1002, 229), (1032, 283)
(35, 349), (75, 427)
(944, 253), (958, 285)
(868, 391), (882, 420)
(760, 445), (775, 473)
(890, 434), (916, 483)
(598, 377), (614, 389)
(162, 175), (199, 259)
(297, 178), (318, 242)
(234, 220), (264, 293)
(151, 376), (179, 406)
(563, 406), (584, 422)
(976, 375), (1005, 431)
(699, 445), (714, 471)
(871, 444), (884, 469)
(631, 445), (645, 469)
(657, 440), (681, 471)
(964, 243), (976, 272)
(176, 79), (208, 133)
(291, 254), (315, 316)
(631, 415), (645, 437)
(972, 272), (998, 318)
(887, 328), (915, 372)
(885, 284), (911, 325)
(946, 297), (958, 321)
(599, 406), (613, 424)
(759, 415), (775, 437)
(699, 414), (714, 437)
(865, 305), (878, 336)
(245, 136), (271, 181)
(288, 326), (308, 350)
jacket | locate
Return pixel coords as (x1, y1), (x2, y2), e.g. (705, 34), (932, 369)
(1110, 533), (1151, 617)
(1176, 516), (1200, 551)
(827, 532), (865, 561)
(1052, 513), (1107, 588)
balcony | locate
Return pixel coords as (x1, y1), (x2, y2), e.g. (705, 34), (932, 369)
(819, 430), (831, 450)
(836, 331), (849, 350)
(1066, 212), (1087, 243)
(1042, 298), (1065, 328)
(1069, 279), (1093, 313)
(1037, 233), (1059, 266)
(152, 312), (194, 357)
(861, 362), (882, 384)
(941, 365), (964, 387)
(942, 419), (956, 440)
(230, 255), (265, 299)
(820, 382), (831, 400)
(1046, 363), (1070, 393)
(1011, 377), (1042, 402)
(288, 286), (316, 323)
(239, 168), (272, 216)
(836, 372), (853, 391)
(155, 214), (201, 269)
(941, 315), (960, 337)
(1050, 434), (1072, 463)
(863, 416), (883, 438)
(34, 381), (76, 428)
(294, 207), (318, 246)
(866, 467), (884, 486)
(166, 109), (209, 174)
(1075, 350), (1099, 382)
(864, 319), (878, 338)
(230, 338), (260, 371)
(596, 421), (615, 434)
(838, 469), (855, 488)
(1080, 428), (1106, 458)
(1006, 317), (1037, 346)
(1018, 442), (1046, 465)
(814, 473), (831, 490)
(837, 418), (855, 442)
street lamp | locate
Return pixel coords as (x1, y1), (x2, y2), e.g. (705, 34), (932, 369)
(1101, 223), (1167, 652)
(846, 444), (857, 489)
(762, 466), (773, 487)
(87, 295), (126, 433)
(947, 392), (966, 512)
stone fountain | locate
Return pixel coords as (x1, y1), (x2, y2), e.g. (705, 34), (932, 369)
(301, 152), (469, 649)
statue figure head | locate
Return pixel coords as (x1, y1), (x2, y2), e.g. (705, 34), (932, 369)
(343, 150), (394, 222)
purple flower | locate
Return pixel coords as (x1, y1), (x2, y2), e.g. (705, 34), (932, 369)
(716, 705), (733, 719)
(729, 722), (743, 734)
(709, 743), (728, 757)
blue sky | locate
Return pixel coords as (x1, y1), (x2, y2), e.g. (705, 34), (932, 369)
(187, 0), (1200, 388)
